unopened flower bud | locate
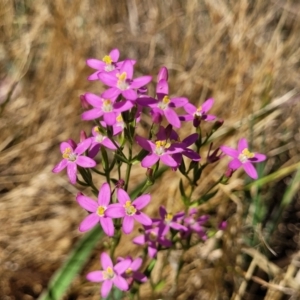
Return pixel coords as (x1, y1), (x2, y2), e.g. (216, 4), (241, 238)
(212, 119), (224, 132)
(116, 179), (125, 189)
(193, 117), (201, 128)
(80, 94), (89, 109)
(146, 168), (153, 179)
(137, 86), (148, 95)
(218, 221), (227, 230)
(150, 110), (163, 124)
(207, 143), (222, 164)
(80, 130), (87, 142)
(158, 67), (168, 81)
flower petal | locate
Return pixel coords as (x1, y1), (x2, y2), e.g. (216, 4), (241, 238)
(117, 188), (130, 205)
(109, 48), (120, 62)
(75, 139), (92, 155)
(251, 153), (267, 163)
(67, 162), (77, 184)
(76, 195), (98, 212)
(132, 234), (146, 245)
(202, 98), (214, 112)
(141, 153), (159, 168)
(76, 156), (96, 168)
(101, 87), (120, 99)
(105, 204), (125, 218)
(134, 212), (152, 226)
(98, 72), (118, 87)
(122, 89), (137, 100)
(220, 146), (239, 158)
(101, 280), (113, 298)
(52, 159), (67, 173)
(238, 138), (248, 153)
(100, 217), (115, 237)
(104, 112), (116, 125)
(170, 97), (188, 108)
(114, 259), (131, 274)
(130, 257), (142, 271)
(156, 79), (168, 94)
(120, 60), (133, 79)
(135, 135), (153, 152)
(86, 270), (104, 282)
(113, 275), (129, 291)
(86, 59), (105, 70)
(131, 76), (152, 89)
(122, 216), (134, 234)
(160, 154), (178, 167)
(133, 194), (151, 210)
(164, 108), (181, 128)
(184, 103), (197, 115)
(243, 162), (258, 179)
(229, 158), (242, 170)
(60, 141), (73, 153)
(98, 182), (111, 206)
(85, 93), (103, 107)
(81, 108), (103, 120)
(101, 252), (113, 269)
(79, 213), (99, 232)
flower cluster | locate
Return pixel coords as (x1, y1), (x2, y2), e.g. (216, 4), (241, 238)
(52, 48), (267, 298)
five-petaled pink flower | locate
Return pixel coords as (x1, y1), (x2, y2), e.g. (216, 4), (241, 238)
(76, 183), (115, 236)
(98, 60), (152, 101)
(135, 135), (184, 168)
(81, 93), (133, 125)
(137, 80), (188, 128)
(86, 48), (135, 81)
(152, 206), (187, 237)
(105, 188), (152, 234)
(220, 138), (266, 179)
(52, 139), (96, 184)
(87, 252), (131, 298)
(117, 256), (147, 285)
(181, 98), (216, 127)
(133, 225), (172, 258)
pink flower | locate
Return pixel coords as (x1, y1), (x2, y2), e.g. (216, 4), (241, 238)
(86, 48), (135, 81)
(182, 209), (209, 240)
(52, 139), (96, 184)
(76, 183), (115, 236)
(88, 126), (118, 158)
(135, 135), (184, 168)
(117, 256), (147, 284)
(152, 206), (187, 237)
(98, 60), (152, 101)
(81, 93), (133, 125)
(105, 188), (152, 234)
(181, 98), (216, 127)
(133, 226), (172, 258)
(220, 138), (266, 179)
(137, 81), (188, 128)
(87, 252), (130, 298)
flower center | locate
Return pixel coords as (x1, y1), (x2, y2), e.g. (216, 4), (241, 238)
(124, 200), (137, 216)
(238, 148), (255, 163)
(117, 72), (129, 90)
(102, 99), (113, 112)
(164, 212), (173, 224)
(125, 268), (133, 276)
(94, 127), (106, 143)
(157, 95), (170, 110)
(103, 55), (115, 72)
(96, 206), (106, 217)
(116, 114), (125, 128)
(194, 106), (203, 117)
(62, 147), (77, 161)
(103, 266), (115, 280)
(155, 140), (170, 155)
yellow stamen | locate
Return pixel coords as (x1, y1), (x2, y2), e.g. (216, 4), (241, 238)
(124, 200), (137, 215)
(62, 147), (72, 159)
(125, 268), (133, 275)
(165, 212), (173, 222)
(162, 96), (170, 104)
(97, 206), (105, 216)
(242, 148), (254, 158)
(117, 72), (127, 81)
(103, 55), (112, 65)
(103, 266), (115, 280)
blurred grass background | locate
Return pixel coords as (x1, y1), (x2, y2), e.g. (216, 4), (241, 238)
(1, 0), (300, 299)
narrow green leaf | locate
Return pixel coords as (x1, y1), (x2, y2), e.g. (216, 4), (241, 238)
(38, 226), (103, 300)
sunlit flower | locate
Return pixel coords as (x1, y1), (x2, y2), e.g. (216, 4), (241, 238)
(105, 188), (152, 234)
(87, 252), (131, 298)
(220, 138), (266, 179)
(76, 183), (114, 236)
(52, 139), (96, 184)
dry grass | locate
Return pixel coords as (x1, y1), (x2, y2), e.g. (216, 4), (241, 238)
(1, 0), (300, 299)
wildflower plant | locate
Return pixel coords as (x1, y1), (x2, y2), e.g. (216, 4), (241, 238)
(52, 49), (267, 298)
